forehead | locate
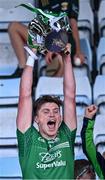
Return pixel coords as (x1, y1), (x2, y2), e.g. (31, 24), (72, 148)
(39, 102), (59, 110)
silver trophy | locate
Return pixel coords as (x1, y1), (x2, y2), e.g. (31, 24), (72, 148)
(18, 3), (71, 54)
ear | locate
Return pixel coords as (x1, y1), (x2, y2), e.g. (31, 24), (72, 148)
(60, 114), (62, 121)
(59, 115), (62, 127)
(34, 116), (39, 124)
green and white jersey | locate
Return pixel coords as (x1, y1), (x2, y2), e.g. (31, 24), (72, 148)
(17, 122), (76, 179)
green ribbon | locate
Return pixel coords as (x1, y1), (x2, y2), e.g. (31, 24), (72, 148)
(16, 3), (67, 19)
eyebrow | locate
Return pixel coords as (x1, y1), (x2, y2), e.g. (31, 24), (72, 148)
(42, 107), (59, 111)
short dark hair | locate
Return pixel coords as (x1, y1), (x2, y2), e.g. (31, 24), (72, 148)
(33, 95), (63, 116)
(74, 159), (96, 179)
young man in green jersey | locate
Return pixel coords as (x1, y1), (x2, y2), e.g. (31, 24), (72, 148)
(81, 104), (105, 179)
(8, 0), (84, 77)
(16, 44), (77, 179)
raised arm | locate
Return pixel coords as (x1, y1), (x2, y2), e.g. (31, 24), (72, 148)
(16, 52), (35, 133)
(81, 105), (105, 179)
(63, 45), (77, 130)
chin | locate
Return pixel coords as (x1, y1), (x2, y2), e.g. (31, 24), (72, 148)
(41, 124), (59, 139)
(47, 129), (58, 138)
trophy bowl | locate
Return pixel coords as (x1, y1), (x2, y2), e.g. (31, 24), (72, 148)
(27, 10), (71, 54)
(45, 29), (68, 53)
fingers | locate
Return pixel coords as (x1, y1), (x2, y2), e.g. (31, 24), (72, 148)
(45, 51), (59, 64)
(45, 56), (52, 64)
(45, 51), (53, 64)
(64, 43), (71, 55)
(87, 105), (97, 113)
(74, 53), (85, 65)
(85, 104), (98, 119)
(79, 54), (85, 64)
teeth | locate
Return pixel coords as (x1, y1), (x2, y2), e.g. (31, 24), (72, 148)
(48, 119), (55, 122)
(47, 120), (56, 125)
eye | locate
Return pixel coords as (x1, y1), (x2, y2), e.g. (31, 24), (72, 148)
(54, 109), (59, 114)
(43, 110), (49, 114)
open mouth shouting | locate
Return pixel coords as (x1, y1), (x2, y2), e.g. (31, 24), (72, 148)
(47, 120), (56, 130)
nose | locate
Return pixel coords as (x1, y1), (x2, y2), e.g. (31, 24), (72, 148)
(49, 111), (54, 117)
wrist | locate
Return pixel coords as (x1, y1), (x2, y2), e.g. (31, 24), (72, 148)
(24, 46), (37, 59)
(84, 116), (94, 121)
(26, 56), (35, 67)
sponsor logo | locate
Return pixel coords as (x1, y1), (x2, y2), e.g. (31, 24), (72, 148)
(36, 160), (66, 170)
(40, 150), (61, 163)
(35, 142), (70, 170)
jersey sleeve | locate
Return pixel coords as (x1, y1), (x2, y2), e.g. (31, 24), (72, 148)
(81, 117), (105, 179)
(17, 126), (36, 157)
(61, 122), (77, 149)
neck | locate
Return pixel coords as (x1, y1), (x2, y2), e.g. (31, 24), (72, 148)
(40, 132), (57, 140)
